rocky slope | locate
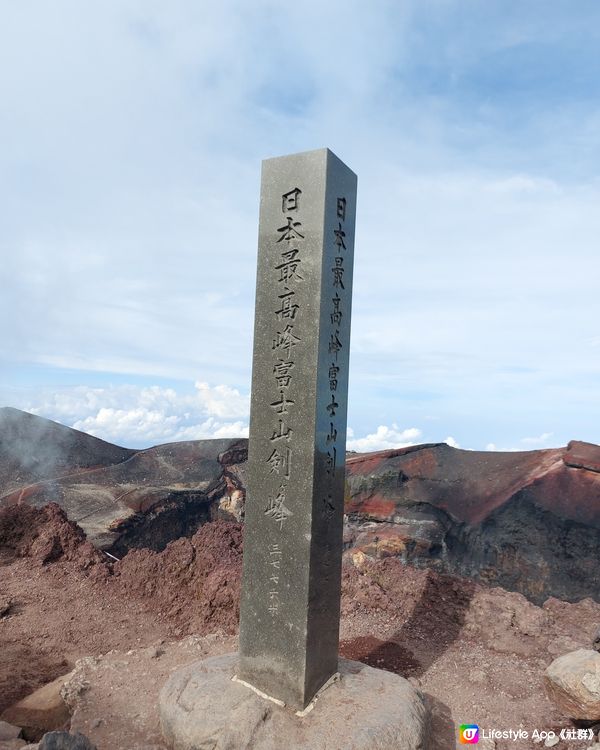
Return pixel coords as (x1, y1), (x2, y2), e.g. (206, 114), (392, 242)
(0, 409), (246, 553)
(0, 407), (134, 496)
(2, 505), (600, 749)
(344, 441), (600, 603)
(2, 408), (599, 602)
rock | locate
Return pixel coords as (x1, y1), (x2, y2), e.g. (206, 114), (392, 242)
(0, 740), (28, 750)
(544, 735), (559, 747)
(59, 673), (90, 711)
(593, 627), (600, 653)
(1, 675), (71, 741)
(548, 636), (583, 657)
(37, 733), (96, 750)
(545, 649), (600, 720)
(345, 441), (600, 603)
(0, 722), (21, 741)
(160, 653), (429, 750)
(0, 597), (12, 619)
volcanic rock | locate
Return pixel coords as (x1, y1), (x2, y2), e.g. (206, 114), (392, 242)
(3, 408), (600, 603)
(0, 673), (71, 741)
(0, 408), (133, 496)
(0, 723), (21, 742)
(159, 653), (429, 750)
(345, 442), (600, 602)
(544, 649), (600, 720)
(0, 409), (247, 554)
(37, 732), (95, 750)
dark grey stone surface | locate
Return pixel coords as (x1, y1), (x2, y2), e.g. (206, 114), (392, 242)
(38, 732), (96, 750)
(160, 654), (430, 750)
(239, 149), (357, 709)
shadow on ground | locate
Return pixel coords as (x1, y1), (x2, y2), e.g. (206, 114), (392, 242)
(340, 570), (475, 748)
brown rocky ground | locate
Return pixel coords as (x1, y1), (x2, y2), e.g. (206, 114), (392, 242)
(3, 409), (600, 609)
(2, 504), (600, 749)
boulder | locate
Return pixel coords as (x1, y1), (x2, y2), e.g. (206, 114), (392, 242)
(1, 675), (71, 741)
(160, 653), (429, 750)
(544, 649), (600, 720)
(0, 741), (28, 750)
(0, 722), (21, 741)
(37, 733), (95, 750)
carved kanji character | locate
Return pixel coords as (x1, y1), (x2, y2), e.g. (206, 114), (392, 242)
(282, 187), (301, 212)
(274, 288), (299, 320)
(277, 216), (304, 243)
(334, 221), (346, 251)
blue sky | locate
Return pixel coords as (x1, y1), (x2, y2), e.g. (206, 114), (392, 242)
(1, 1), (599, 451)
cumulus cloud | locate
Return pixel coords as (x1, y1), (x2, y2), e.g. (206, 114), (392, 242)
(346, 424), (422, 453)
(25, 382), (249, 447)
(444, 436), (460, 448)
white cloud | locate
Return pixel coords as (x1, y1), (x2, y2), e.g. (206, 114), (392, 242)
(520, 432), (554, 446)
(444, 436), (460, 448)
(26, 383), (249, 447)
(347, 424), (422, 453)
(193, 381), (249, 419)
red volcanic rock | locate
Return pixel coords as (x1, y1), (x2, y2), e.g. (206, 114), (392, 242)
(2, 408), (599, 603)
(564, 440), (600, 473)
(345, 443), (568, 525)
(345, 442), (600, 603)
(113, 520), (243, 635)
(0, 502), (105, 571)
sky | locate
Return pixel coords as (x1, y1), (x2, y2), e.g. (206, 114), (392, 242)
(1, 1), (599, 452)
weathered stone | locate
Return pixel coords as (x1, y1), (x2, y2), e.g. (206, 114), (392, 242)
(345, 442), (600, 603)
(0, 740), (28, 750)
(239, 149), (357, 709)
(593, 626), (600, 653)
(0, 597), (12, 619)
(37, 732), (95, 750)
(160, 653), (429, 750)
(0, 722), (21, 741)
(544, 649), (600, 720)
(1, 675), (71, 740)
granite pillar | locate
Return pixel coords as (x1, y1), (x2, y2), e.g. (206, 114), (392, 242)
(238, 148), (357, 709)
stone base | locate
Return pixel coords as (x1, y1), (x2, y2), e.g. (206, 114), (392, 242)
(159, 653), (429, 750)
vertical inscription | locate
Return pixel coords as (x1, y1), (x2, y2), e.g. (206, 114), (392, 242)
(262, 184), (305, 616)
(321, 192), (349, 519)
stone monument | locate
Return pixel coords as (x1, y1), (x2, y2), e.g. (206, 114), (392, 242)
(238, 148), (357, 709)
(159, 149), (430, 750)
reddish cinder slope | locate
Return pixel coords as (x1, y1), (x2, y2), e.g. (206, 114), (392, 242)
(345, 441), (600, 602)
(346, 442), (600, 527)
